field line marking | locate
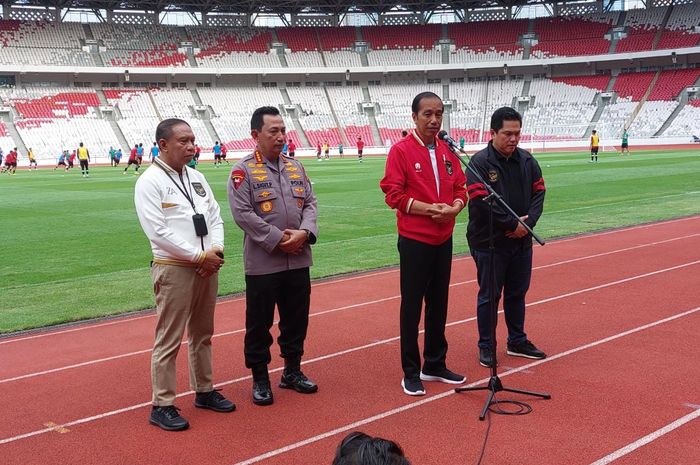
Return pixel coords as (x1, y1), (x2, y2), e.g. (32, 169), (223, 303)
(548, 191), (700, 215)
(1, 277), (698, 446)
(2, 235), (700, 383)
(586, 407), (700, 465)
(228, 306), (700, 465)
(2, 215), (697, 344)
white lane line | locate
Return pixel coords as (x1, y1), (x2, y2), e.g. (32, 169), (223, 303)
(2, 235), (699, 384)
(1, 215), (697, 345)
(229, 306), (700, 465)
(1, 269), (698, 447)
(586, 408), (700, 465)
(553, 215), (699, 244)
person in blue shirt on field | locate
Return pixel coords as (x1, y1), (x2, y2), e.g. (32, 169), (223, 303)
(150, 142), (159, 161)
(109, 146), (116, 167)
(114, 148), (123, 166)
(213, 141), (222, 167)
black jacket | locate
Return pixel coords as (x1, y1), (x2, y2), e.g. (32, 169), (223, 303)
(466, 142), (545, 251)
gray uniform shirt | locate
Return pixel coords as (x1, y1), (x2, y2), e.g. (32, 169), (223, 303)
(228, 151), (318, 276)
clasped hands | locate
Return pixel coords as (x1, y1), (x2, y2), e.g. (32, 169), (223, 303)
(426, 203), (461, 223)
(278, 229), (307, 255)
(196, 248), (224, 278)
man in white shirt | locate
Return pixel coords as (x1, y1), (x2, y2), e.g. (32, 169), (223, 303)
(135, 118), (235, 431)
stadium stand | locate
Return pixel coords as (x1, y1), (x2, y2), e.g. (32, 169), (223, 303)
(364, 24), (442, 66)
(647, 68), (700, 101)
(0, 20), (95, 66)
(595, 101), (637, 139)
(198, 86), (286, 150)
(616, 7), (666, 53)
(663, 99), (700, 137)
(91, 23), (188, 67)
(448, 20), (526, 62)
(325, 86), (375, 145)
(628, 100), (677, 137)
(0, 122), (15, 153)
(1, 4), (699, 157)
(658, 4), (700, 49)
(189, 27), (279, 68)
(522, 78), (599, 139)
(371, 82), (442, 144)
(531, 15), (616, 57)
(613, 71), (656, 101)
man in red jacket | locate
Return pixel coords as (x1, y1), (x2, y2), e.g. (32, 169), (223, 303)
(380, 92), (467, 396)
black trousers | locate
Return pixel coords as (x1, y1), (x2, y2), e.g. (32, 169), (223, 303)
(398, 235), (453, 379)
(244, 267), (311, 372)
(79, 159), (89, 171)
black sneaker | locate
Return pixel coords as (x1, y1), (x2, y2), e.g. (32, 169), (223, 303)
(194, 389), (236, 413)
(507, 340), (547, 360)
(279, 369), (318, 394)
(149, 405), (189, 431)
(252, 380), (274, 406)
(479, 348), (497, 368)
(420, 368), (466, 385)
(401, 377), (426, 396)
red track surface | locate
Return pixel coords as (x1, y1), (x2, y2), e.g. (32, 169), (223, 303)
(2, 216), (700, 465)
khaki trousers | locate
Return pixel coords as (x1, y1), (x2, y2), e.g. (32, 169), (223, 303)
(150, 263), (218, 406)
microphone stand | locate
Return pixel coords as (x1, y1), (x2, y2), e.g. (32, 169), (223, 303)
(445, 142), (550, 421)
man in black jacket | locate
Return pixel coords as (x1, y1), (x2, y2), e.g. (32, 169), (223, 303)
(466, 107), (546, 368)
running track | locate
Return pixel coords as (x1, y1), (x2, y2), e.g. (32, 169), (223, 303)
(1, 216), (699, 465)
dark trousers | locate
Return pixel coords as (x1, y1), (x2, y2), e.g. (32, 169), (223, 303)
(79, 159), (89, 171)
(471, 246), (532, 349)
(398, 235), (453, 379)
(244, 268), (311, 375)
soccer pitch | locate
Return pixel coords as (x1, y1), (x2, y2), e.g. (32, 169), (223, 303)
(1, 149), (699, 333)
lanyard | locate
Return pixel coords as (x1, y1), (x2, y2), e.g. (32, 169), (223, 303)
(155, 160), (198, 214)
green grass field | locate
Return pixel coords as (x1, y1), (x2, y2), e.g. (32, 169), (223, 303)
(1, 149), (699, 333)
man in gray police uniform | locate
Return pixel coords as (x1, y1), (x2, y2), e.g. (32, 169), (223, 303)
(228, 106), (319, 406)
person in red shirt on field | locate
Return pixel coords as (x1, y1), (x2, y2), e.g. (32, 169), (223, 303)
(220, 143), (229, 165)
(3, 147), (17, 174)
(380, 92), (467, 397)
(123, 144), (140, 174)
(357, 136), (364, 163)
(67, 150), (76, 171)
(288, 141), (296, 158)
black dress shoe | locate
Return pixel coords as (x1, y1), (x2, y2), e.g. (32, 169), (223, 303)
(195, 389), (236, 413)
(252, 380), (274, 406)
(479, 348), (497, 368)
(279, 369), (318, 394)
(149, 405), (189, 431)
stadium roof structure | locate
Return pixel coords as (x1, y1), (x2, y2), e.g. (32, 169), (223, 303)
(12, 0), (547, 16)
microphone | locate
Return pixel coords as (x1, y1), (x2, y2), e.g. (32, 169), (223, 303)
(438, 131), (467, 155)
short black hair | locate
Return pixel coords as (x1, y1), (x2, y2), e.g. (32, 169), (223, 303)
(156, 118), (190, 143)
(490, 106), (522, 132)
(251, 106), (281, 131)
(411, 91), (443, 114)
(592, 129), (597, 134)
(333, 432), (410, 465)
(401, 130), (408, 137)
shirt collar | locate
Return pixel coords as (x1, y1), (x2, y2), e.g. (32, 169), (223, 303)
(154, 157), (181, 174)
(411, 129), (439, 149)
(489, 141), (521, 162)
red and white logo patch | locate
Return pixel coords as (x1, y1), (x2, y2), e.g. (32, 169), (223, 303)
(231, 170), (245, 190)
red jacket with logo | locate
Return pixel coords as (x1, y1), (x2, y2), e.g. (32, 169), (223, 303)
(380, 132), (467, 245)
